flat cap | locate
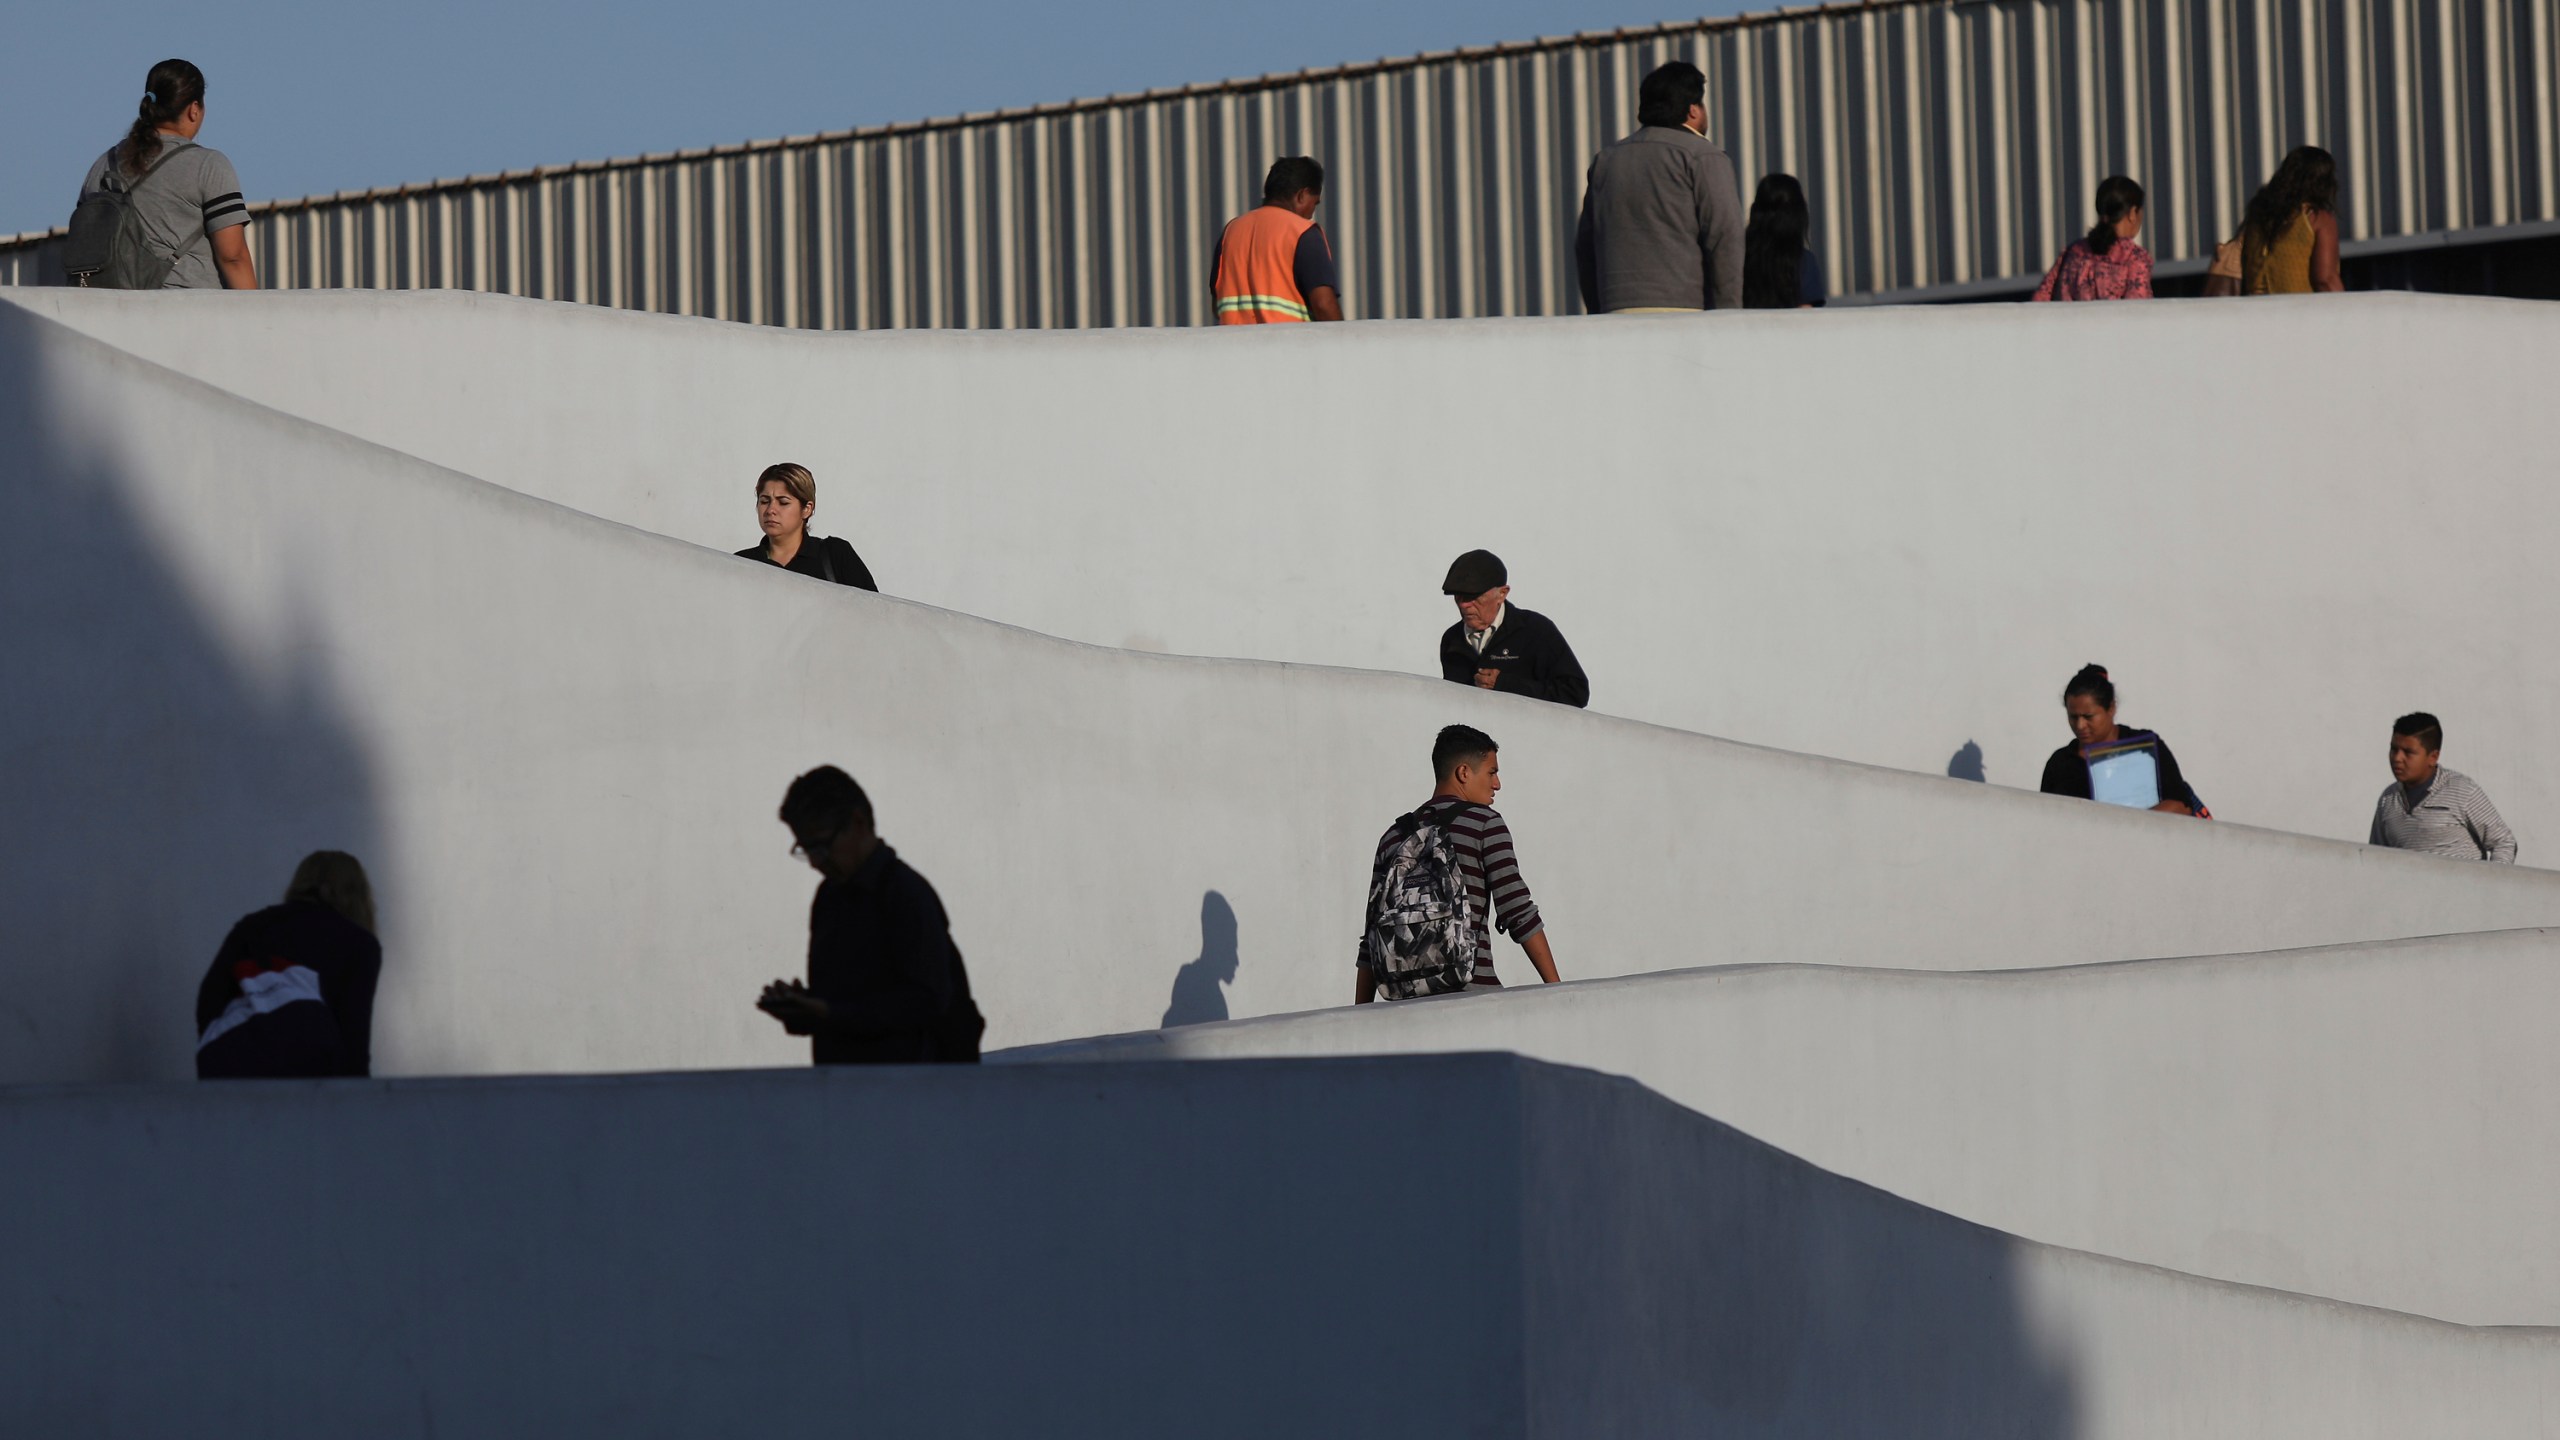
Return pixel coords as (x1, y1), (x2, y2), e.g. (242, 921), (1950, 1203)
(1441, 549), (1507, 596)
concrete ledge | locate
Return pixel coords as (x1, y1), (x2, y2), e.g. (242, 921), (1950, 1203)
(1007, 929), (2560, 1324)
(4, 1057), (2553, 1437)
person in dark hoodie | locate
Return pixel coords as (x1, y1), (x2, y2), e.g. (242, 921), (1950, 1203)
(195, 851), (383, 1079)
(1437, 550), (1590, 708)
(758, 765), (985, 1064)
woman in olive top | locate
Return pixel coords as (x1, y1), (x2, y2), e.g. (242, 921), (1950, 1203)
(2039, 664), (2206, 816)
(2240, 146), (2344, 295)
(736, 462), (877, 591)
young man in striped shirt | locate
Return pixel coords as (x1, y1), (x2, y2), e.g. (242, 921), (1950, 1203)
(2370, 712), (2517, 862)
(1356, 725), (1563, 1003)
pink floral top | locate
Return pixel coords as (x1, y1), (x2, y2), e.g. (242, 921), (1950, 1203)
(2031, 239), (2154, 301)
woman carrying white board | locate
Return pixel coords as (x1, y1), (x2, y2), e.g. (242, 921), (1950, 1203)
(2038, 664), (2208, 818)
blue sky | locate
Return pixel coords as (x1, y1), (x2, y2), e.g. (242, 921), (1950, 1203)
(1, 0), (1752, 238)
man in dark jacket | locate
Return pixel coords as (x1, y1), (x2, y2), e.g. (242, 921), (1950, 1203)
(1437, 550), (1589, 708)
(1574, 61), (1746, 313)
(758, 766), (985, 1064)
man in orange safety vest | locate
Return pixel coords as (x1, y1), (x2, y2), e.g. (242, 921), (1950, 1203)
(1211, 156), (1344, 324)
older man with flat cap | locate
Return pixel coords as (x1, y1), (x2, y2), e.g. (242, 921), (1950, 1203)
(1437, 550), (1589, 708)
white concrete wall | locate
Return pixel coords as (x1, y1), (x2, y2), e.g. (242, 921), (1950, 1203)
(1008, 928), (2560, 1326)
(12, 288), (2559, 852)
(10, 300), (2560, 1084)
(6, 1057), (2552, 1438)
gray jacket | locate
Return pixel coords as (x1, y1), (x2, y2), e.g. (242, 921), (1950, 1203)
(1573, 126), (1746, 313)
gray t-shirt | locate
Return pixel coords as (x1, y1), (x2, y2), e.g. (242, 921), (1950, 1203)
(78, 135), (249, 289)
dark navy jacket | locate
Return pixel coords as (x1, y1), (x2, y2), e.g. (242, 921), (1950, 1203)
(801, 844), (984, 1065)
(1438, 605), (1591, 708)
(194, 902), (381, 1079)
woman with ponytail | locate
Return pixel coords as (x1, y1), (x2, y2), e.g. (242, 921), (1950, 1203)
(2030, 176), (2152, 302)
(74, 58), (257, 289)
(2038, 664), (2207, 817)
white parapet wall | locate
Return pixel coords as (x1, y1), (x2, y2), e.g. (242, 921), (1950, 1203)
(6, 1057), (2554, 1438)
(8, 301), (2560, 1084)
(1008, 928), (2560, 1326)
(10, 288), (2558, 850)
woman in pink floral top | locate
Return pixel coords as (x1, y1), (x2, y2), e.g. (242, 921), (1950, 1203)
(2032, 175), (2153, 301)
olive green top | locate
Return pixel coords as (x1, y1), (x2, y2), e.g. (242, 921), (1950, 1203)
(2242, 207), (2319, 294)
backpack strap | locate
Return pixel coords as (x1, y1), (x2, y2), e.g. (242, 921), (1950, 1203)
(816, 537), (838, 584)
(108, 142), (187, 199)
(1398, 799), (1456, 838)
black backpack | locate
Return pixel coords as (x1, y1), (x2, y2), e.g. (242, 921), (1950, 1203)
(62, 146), (184, 289)
(1362, 805), (1476, 999)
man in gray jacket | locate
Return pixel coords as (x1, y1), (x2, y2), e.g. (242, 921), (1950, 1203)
(1574, 61), (1746, 313)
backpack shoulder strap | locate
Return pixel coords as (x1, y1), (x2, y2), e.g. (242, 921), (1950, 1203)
(108, 142), (187, 198)
(816, 537), (838, 584)
(1402, 799), (1468, 839)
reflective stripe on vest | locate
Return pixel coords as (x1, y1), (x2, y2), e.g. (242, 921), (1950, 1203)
(1213, 206), (1318, 324)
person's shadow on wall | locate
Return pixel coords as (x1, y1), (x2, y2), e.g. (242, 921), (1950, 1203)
(1947, 740), (1986, 783)
(1159, 891), (1240, 1027)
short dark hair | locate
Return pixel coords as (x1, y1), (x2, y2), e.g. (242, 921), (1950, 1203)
(1636, 61), (1707, 129)
(1263, 156), (1325, 204)
(2392, 712), (2444, 753)
(1432, 724), (1498, 780)
(2063, 663), (2115, 710)
(780, 765), (874, 836)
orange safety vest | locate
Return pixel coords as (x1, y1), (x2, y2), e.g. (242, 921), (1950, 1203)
(1213, 206), (1322, 323)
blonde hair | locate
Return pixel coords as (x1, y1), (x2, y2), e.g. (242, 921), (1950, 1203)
(756, 463), (816, 508)
(284, 851), (376, 935)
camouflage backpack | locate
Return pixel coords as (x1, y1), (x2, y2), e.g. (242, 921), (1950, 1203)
(1362, 805), (1475, 999)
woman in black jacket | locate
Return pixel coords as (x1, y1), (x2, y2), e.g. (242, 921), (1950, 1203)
(737, 462), (877, 591)
(2038, 664), (2205, 816)
(195, 851), (383, 1079)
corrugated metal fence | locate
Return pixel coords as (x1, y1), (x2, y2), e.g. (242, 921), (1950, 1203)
(5, 0), (2554, 322)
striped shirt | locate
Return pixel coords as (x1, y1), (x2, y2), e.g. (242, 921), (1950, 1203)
(1359, 796), (1545, 988)
(2369, 767), (2517, 862)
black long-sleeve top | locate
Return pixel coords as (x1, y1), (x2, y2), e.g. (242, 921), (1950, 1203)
(1438, 605), (1591, 708)
(736, 533), (878, 592)
(802, 844), (983, 1064)
(193, 902), (382, 1079)
(2039, 728), (2202, 811)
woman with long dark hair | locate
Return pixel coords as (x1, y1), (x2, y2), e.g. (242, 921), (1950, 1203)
(2031, 176), (2152, 301)
(2241, 146), (2343, 294)
(74, 59), (257, 289)
(1742, 174), (1824, 308)
(2037, 665), (2207, 817)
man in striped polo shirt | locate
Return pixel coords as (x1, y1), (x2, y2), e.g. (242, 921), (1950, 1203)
(2369, 712), (2516, 862)
(1356, 725), (1563, 1003)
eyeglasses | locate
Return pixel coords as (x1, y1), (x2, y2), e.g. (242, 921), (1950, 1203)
(789, 826), (839, 861)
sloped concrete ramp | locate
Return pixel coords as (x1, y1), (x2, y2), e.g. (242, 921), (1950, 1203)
(5, 1056), (2553, 1438)
(1010, 928), (2560, 1325)
(11, 288), (2558, 849)
(10, 301), (2560, 1085)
